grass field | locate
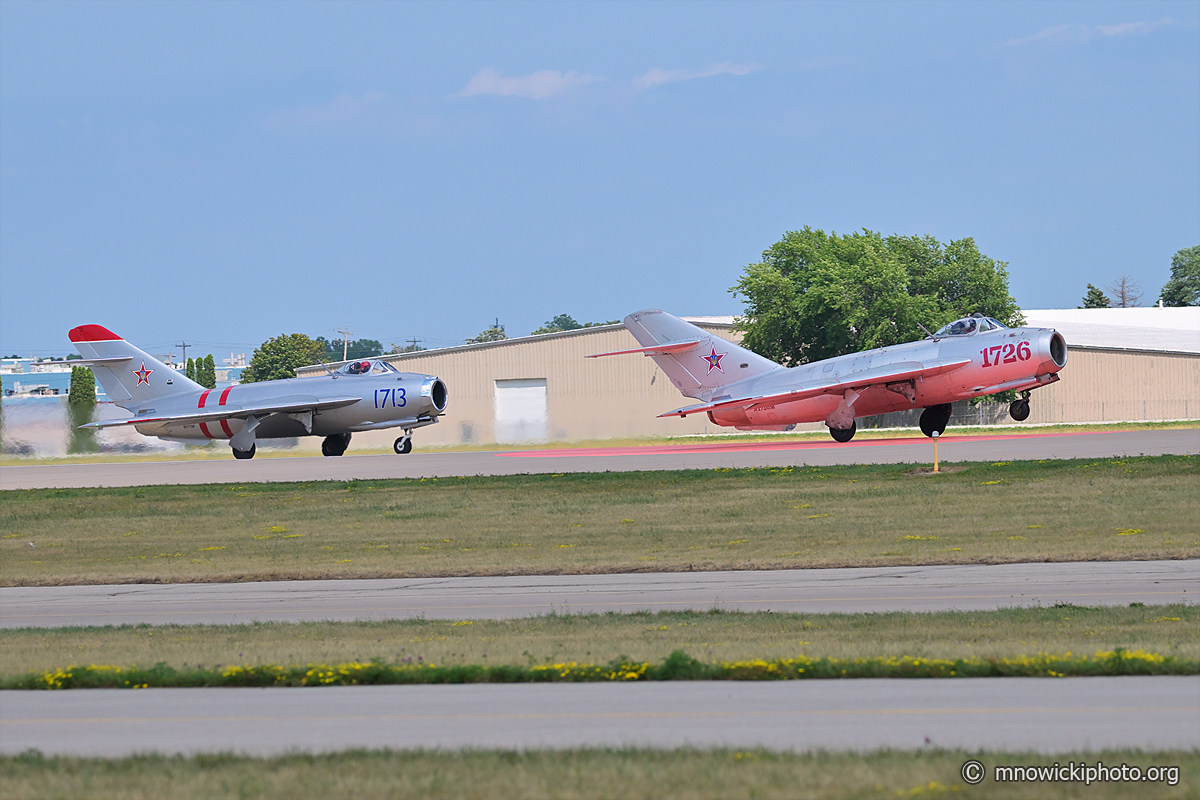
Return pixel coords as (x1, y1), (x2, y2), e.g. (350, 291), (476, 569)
(3, 606), (1196, 678)
(1, 748), (1194, 799)
(2, 455), (1196, 586)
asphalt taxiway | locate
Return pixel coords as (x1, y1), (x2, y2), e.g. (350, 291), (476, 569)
(2, 429), (1196, 490)
(2, 677), (1196, 756)
(2, 560), (1195, 628)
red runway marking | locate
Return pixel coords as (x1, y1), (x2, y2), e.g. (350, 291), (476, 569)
(499, 431), (1103, 458)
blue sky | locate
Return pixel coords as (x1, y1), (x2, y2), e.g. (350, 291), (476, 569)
(2, 0), (1197, 358)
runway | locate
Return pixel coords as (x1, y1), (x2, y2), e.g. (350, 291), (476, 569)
(2, 677), (1196, 756)
(3, 560), (1195, 628)
(1, 428), (1196, 490)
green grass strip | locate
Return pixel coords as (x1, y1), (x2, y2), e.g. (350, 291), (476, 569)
(10, 647), (1193, 690)
(2, 747), (1194, 800)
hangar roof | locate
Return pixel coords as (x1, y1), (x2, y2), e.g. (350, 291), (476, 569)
(1022, 307), (1200, 355)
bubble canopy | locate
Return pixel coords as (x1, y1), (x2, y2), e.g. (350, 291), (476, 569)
(933, 316), (1007, 337)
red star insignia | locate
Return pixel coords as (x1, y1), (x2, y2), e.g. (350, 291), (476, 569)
(132, 361), (153, 387)
(702, 346), (725, 373)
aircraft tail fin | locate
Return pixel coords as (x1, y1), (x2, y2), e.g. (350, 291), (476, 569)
(68, 325), (204, 409)
(596, 309), (778, 399)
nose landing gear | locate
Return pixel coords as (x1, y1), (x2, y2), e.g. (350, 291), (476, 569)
(1009, 391), (1031, 422)
(394, 430), (413, 455)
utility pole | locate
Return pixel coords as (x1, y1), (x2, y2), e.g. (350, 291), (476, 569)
(407, 337), (422, 351)
(336, 328), (352, 361)
(176, 341), (191, 364)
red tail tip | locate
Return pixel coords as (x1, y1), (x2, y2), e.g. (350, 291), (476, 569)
(69, 324), (123, 343)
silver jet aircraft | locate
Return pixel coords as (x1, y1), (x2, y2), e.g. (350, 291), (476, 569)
(590, 310), (1067, 441)
(68, 324), (448, 458)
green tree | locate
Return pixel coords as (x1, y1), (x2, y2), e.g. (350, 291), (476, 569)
(314, 336), (384, 362)
(1079, 284), (1111, 309)
(67, 366), (98, 453)
(531, 315), (621, 335)
(731, 227), (1021, 366)
(185, 357), (196, 381)
(197, 354), (217, 389)
(532, 314), (583, 335)
(241, 334), (324, 383)
(466, 323), (508, 344)
(1159, 245), (1199, 306)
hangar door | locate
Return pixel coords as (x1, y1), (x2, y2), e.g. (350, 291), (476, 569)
(494, 378), (548, 443)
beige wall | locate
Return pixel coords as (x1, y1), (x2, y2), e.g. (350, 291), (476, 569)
(1022, 347), (1199, 424)
(299, 331), (1198, 449)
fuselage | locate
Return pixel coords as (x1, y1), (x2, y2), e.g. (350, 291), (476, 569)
(702, 325), (1067, 429)
(129, 369), (448, 442)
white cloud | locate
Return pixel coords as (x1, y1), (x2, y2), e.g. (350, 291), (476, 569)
(632, 62), (762, 90)
(458, 67), (603, 100)
(1006, 18), (1176, 47)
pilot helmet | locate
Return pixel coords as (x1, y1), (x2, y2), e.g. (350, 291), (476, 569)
(360, 361), (371, 372)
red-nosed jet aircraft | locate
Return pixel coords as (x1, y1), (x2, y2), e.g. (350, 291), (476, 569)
(68, 325), (448, 458)
(590, 310), (1067, 441)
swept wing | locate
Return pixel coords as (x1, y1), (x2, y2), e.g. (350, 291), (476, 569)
(657, 359), (970, 418)
(83, 395), (362, 429)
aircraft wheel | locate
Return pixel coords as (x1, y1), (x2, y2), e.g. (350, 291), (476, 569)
(232, 444), (256, 460)
(321, 433), (350, 457)
(394, 437), (413, 455)
(1009, 399), (1031, 422)
(919, 404), (953, 438)
(829, 420), (856, 443)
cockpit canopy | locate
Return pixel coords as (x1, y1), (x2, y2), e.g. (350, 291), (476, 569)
(335, 359), (398, 376)
(933, 315), (1008, 337)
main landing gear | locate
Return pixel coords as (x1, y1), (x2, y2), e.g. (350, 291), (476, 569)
(232, 444), (256, 460)
(1009, 391), (1031, 422)
(321, 433), (351, 457)
(394, 430), (413, 455)
(919, 403), (953, 438)
(828, 420), (856, 443)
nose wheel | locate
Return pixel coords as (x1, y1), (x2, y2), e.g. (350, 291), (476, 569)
(1009, 392), (1031, 422)
(394, 431), (413, 455)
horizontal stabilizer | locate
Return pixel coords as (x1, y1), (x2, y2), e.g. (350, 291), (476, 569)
(658, 359), (970, 418)
(82, 395), (361, 429)
(586, 340), (701, 359)
(57, 356), (133, 368)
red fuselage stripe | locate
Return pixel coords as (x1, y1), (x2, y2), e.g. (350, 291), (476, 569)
(218, 387), (232, 405)
(198, 389), (213, 409)
(199, 422), (215, 439)
(219, 419), (234, 437)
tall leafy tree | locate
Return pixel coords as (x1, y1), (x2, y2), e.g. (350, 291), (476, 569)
(1159, 245), (1199, 306)
(67, 366), (98, 453)
(241, 334), (324, 383)
(1079, 284), (1111, 308)
(198, 354), (217, 389)
(185, 357), (196, 381)
(731, 227), (1021, 366)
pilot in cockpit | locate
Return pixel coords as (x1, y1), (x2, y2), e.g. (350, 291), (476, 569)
(950, 318), (976, 335)
(345, 360), (371, 375)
